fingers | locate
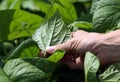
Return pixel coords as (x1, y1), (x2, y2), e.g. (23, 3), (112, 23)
(46, 46), (57, 54)
(46, 30), (87, 54)
(75, 57), (84, 69)
(46, 42), (69, 54)
(65, 56), (84, 70)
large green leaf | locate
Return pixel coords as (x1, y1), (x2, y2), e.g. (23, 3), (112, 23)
(23, 57), (56, 73)
(3, 59), (47, 82)
(93, 0), (120, 32)
(0, 68), (11, 82)
(32, 12), (71, 51)
(99, 63), (120, 82)
(47, 50), (65, 63)
(0, 10), (43, 41)
(84, 52), (100, 82)
(90, 0), (100, 14)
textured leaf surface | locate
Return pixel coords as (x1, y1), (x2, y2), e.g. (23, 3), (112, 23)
(93, 0), (120, 32)
(90, 0), (100, 14)
(0, 10), (43, 41)
(84, 52), (100, 82)
(0, 68), (11, 82)
(99, 63), (120, 82)
(32, 12), (71, 51)
(47, 50), (65, 63)
(3, 59), (47, 82)
(23, 57), (56, 73)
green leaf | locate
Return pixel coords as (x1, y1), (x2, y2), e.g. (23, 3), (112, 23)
(18, 45), (39, 58)
(32, 0), (51, 14)
(69, 21), (93, 31)
(0, 10), (43, 41)
(32, 12), (71, 51)
(47, 50), (65, 63)
(3, 59), (47, 82)
(90, 0), (100, 14)
(0, 68), (11, 82)
(84, 52), (100, 82)
(117, 22), (120, 27)
(99, 63), (120, 82)
(23, 57), (56, 73)
(93, 0), (120, 32)
(47, 2), (77, 24)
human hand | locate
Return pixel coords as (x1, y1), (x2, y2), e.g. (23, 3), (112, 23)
(41, 30), (120, 69)
(45, 30), (103, 69)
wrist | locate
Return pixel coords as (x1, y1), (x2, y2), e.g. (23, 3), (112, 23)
(92, 32), (120, 65)
(86, 33), (105, 53)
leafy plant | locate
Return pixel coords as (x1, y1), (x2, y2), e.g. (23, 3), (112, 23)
(99, 63), (120, 82)
(2, 59), (47, 82)
(0, 0), (120, 82)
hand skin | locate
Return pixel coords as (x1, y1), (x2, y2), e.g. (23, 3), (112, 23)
(45, 30), (120, 69)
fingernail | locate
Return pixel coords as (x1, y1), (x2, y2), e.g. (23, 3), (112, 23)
(46, 46), (56, 53)
(39, 51), (45, 57)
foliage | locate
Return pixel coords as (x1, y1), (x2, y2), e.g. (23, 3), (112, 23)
(0, 0), (120, 82)
(32, 12), (71, 51)
(84, 52), (100, 82)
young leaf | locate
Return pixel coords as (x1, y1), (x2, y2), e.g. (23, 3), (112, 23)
(69, 21), (93, 31)
(3, 59), (47, 82)
(32, 12), (71, 51)
(0, 68), (11, 82)
(84, 52), (100, 82)
(99, 63), (120, 82)
(0, 10), (43, 41)
(93, 0), (120, 32)
(46, 50), (65, 63)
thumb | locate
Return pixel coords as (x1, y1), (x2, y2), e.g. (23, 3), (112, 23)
(46, 42), (68, 54)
